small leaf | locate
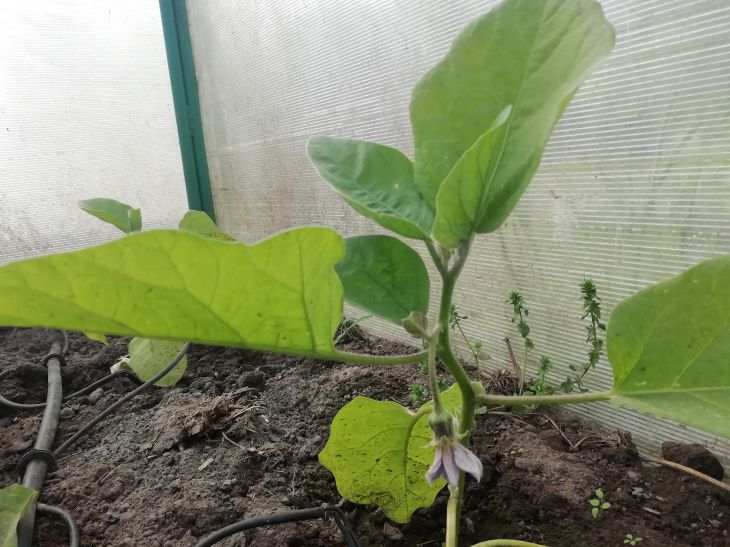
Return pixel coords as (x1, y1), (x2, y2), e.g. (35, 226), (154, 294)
(589, 499), (600, 507)
(336, 235), (429, 324)
(319, 385), (462, 523)
(84, 332), (108, 345)
(308, 137), (433, 240)
(608, 256), (730, 438)
(592, 507), (599, 518)
(179, 211), (235, 241)
(410, 0), (614, 231)
(601, 502), (611, 509)
(0, 484), (37, 547)
(79, 197), (142, 233)
(0, 228), (345, 356)
(596, 488), (604, 499)
(126, 337), (188, 387)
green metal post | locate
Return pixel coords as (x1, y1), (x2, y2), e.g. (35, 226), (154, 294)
(159, 0), (216, 221)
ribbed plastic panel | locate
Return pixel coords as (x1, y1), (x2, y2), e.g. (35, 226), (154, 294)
(186, 0), (730, 464)
(0, 1), (188, 264)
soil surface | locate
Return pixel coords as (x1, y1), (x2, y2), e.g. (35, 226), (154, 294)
(1, 328), (728, 547)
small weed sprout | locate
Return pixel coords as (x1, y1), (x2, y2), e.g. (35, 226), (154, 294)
(590, 488), (611, 519)
(624, 533), (643, 545)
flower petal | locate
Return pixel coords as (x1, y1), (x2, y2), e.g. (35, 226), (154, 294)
(425, 445), (445, 484)
(441, 444), (460, 486)
(453, 443), (483, 482)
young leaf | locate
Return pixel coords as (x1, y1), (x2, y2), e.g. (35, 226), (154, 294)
(79, 197), (142, 233)
(0, 484), (37, 547)
(319, 385), (462, 523)
(608, 256), (730, 438)
(84, 332), (108, 345)
(308, 137), (433, 240)
(179, 211), (235, 241)
(123, 337), (188, 387)
(411, 0), (614, 232)
(0, 228), (344, 356)
(335, 235), (429, 324)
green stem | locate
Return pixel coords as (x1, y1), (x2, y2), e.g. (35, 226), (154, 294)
(469, 540), (547, 547)
(478, 390), (613, 406)
(329, 349), (429, 366)
(445, 492), (460, 547)
(426, 329), (444, 414)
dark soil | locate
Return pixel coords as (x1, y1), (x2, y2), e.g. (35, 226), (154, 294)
(1, 328), (728, 547)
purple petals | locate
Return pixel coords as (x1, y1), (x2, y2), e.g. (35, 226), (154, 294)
(425, 441), (483, 486)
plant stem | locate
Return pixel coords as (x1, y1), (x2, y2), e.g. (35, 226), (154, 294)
(445, 492), (460, 547)
(469, 540), (547, 547)
(426, 329), (444, 414)
(478, 390), (613, 406)
(330, 349), (429, 366)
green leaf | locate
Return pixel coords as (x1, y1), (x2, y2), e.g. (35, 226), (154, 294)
(591, 507), (599, 518)
(608, 256), (730, 439)
(84, 332), (108, 345)
(411, 0), (614, 232)
(0, 228), (344, 356)
(0, 484), (37, 547)
(319, 385), (462, 523)
(79, 197), (142, 233)
(122, 337), (188, 387)
(432, 107), (511, 247)
(589, 499), (600, 507)
(179, 211), (235, 241)
(601, 502), (611, 509)
(308, 137), (433, 239)
(335, 235), (429, 324)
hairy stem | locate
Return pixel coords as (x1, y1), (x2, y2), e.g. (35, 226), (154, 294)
(445, 492), (460, 547)
(330, 349), (429, 366)
(478, 390), (613, 406)
(426, 329), (444, 414)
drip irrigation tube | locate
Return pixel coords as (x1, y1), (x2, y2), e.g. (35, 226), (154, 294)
(16, 336), (66, 547)
(37, 503), (80, 547)
(193, 504), (362, 547)
(0, 371), (127, 410)
(53, 342), (190, 457)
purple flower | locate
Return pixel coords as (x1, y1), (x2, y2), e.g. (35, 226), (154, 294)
(426, 440), (483, 486)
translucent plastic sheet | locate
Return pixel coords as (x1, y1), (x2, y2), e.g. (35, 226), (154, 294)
(186, 0), (730, 462)
(0, 1), (188, 264)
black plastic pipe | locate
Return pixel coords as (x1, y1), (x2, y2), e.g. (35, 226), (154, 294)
(0, 371), (125, 410)
(37, 503), (80, 547)
(194, 505), (362, 547)
(17, 340), (64, 547)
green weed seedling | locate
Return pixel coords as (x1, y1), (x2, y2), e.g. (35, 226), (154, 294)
(590, 488), (612, 519)
(1, 1), (729, 546)
(624, 533), (643, 545)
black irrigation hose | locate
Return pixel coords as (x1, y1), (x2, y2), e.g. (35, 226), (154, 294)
(0, 371), (127, 410)
(53, 342), (190, 457)
(193, 505), (362, 547)
(37, 503), (80, 547)
(17, 338), (65, 547)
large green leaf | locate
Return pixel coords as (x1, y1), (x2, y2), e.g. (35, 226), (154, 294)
(179, 210), (235, 241)
(336, 235), (429, 324)
(79, 197), (142, 233)
(319, 385), (462, 523)
(432, 107), (511, 248)
(308, 137), (433, 240)
(0, 228), (344, 355)
(117, 337), (188, 387)
(411, 0), (614, 237)
(608, 256), (730, 438)
(0, 484), (36, 547)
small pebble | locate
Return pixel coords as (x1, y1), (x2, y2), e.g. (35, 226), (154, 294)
(59, 407), (75, 419)
(88, 387), (104, 405)
(383, 522), (403, 541)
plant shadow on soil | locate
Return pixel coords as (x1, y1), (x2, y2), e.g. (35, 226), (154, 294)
(1, 328), (728, 547)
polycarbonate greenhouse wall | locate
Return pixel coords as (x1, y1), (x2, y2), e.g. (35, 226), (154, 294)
(0, 1), (188, 264)
(185, 0), (730, 464)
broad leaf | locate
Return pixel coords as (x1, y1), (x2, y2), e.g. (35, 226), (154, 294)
(608, 256), (730, 438)
(179, 210), (235, 241)
(319, 385), (462, 523)
(0, 228), (344, 356)
(308, 137), (433, 240)
(432, 107), (511, 247)
(411, 0), (614, 237)
(79, 197), (142, 233)
(120, 337), (188, 387)
(336, 235), (429, 324)
(0, 484), (36, 547)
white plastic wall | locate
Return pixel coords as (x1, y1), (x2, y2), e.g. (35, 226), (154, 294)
(0, 1), (188, 264)
(186, 0), (730, 464)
